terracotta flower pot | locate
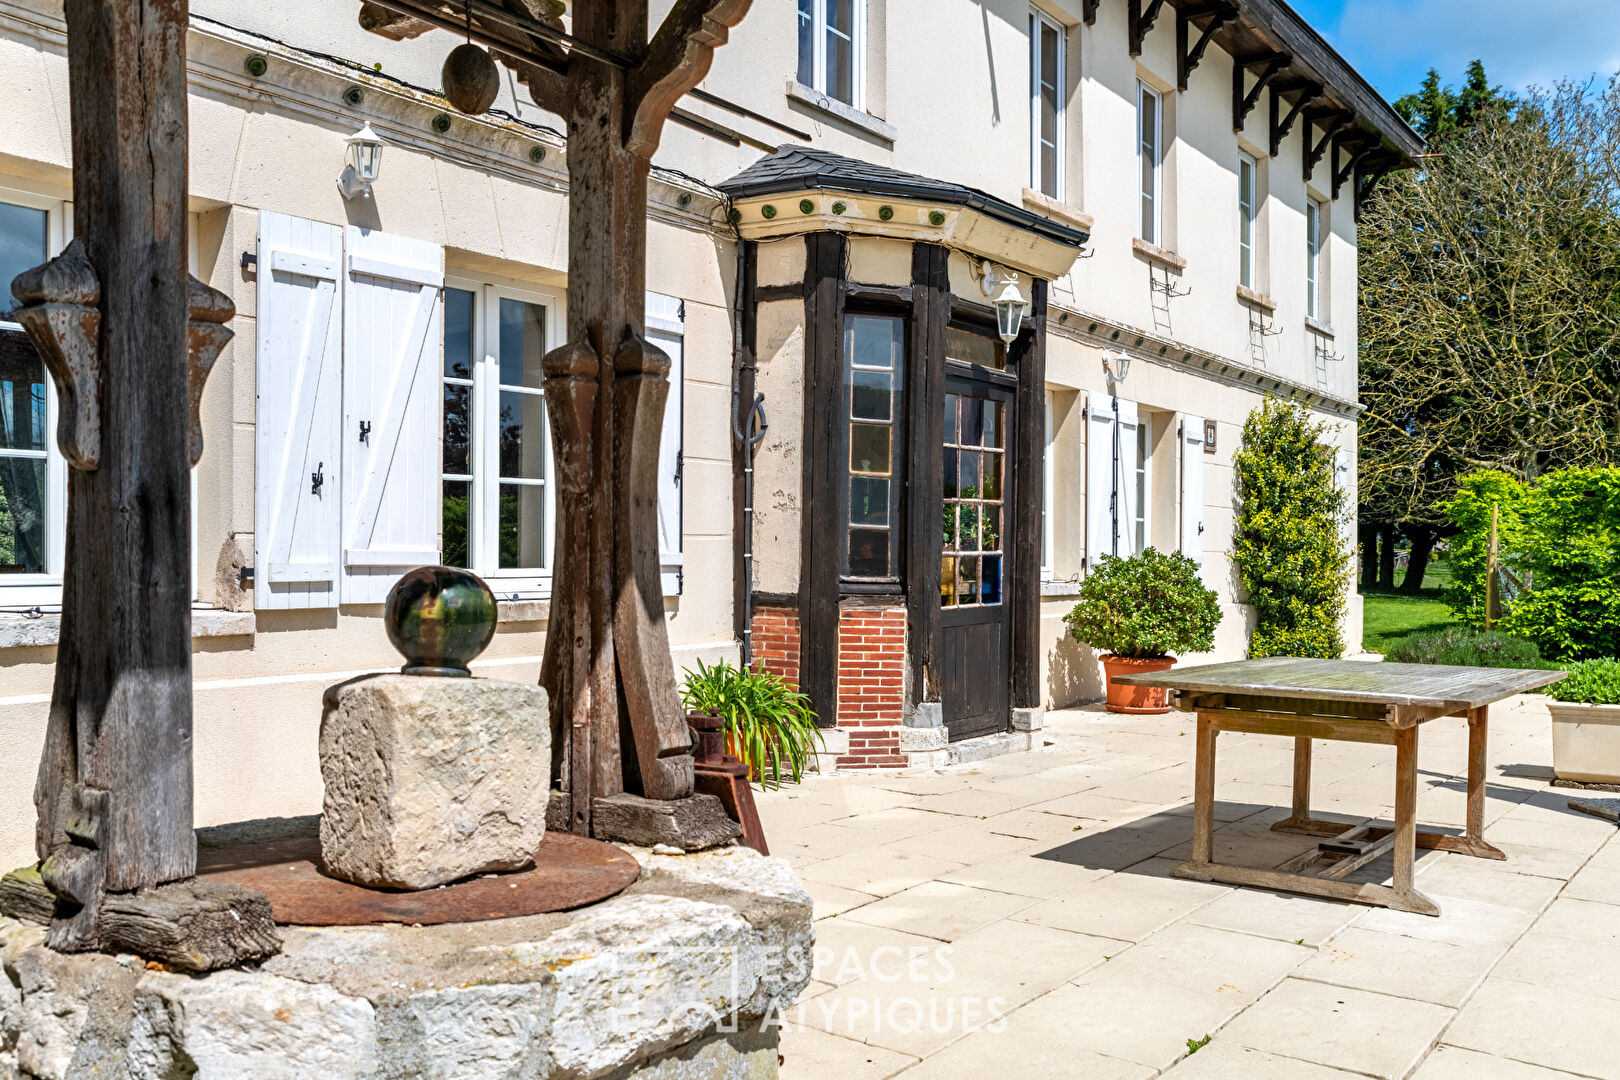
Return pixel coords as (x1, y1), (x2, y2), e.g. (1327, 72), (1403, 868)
(1100, 654), (1178, 714)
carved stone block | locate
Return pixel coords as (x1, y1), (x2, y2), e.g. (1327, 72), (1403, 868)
(320, 674), (552, 889)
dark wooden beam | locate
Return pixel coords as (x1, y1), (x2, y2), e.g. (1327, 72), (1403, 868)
(1177, 3), (1238, 91)
(799, 232), (846, 729)
(1333, 132), (1378, 199)
(1233, 51), (1290, 131)
(627, 0), (751, 157)
(905, 244), (948, 709)
(1009, 279), (1047, 711)
(1354, 153), (1397, 222)
(1302, 109), (1353, 181)
(1084, 0), (1101, 25)
(1270, 81), (1323, 156)
(1129, 0), (1169, 56)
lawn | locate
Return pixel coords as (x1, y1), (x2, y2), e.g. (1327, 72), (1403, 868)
(1359, 559), (1462, 655)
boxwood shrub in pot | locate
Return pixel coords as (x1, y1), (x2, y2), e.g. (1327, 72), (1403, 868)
(1546, 659), (1620, 783)
(1064, 547), (1222, 714)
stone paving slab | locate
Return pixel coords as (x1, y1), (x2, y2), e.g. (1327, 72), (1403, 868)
(769, 698), (1616, 1080)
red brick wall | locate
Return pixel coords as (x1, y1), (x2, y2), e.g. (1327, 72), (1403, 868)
(749, 606), (800, 686)
(835, 606), (907, 768)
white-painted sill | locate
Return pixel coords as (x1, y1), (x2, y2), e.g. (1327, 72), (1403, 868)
(1306, 316), (1336, 338)
(0, 606), (256, 650)
(1131, 237), (1187, 270)
(784, 79), (896, 144)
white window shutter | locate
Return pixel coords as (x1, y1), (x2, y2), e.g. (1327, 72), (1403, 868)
(340, 227), (445, 604)
(1114, 398), (1140, 557)
(1085, 395), (1115, 569)
(254, 211), (344, 610)
(647, 293), (684, 597)
(1335, 446), (1353, 554)
(1179, 414), (1206, 567)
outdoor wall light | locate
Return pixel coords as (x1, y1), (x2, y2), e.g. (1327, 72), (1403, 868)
(979, 262), (1030, 343)
(1102, 352), (1132, 383)
(337, 122), (385, 200)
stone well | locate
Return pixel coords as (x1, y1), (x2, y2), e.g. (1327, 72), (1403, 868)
(0, 846), (812, 1080)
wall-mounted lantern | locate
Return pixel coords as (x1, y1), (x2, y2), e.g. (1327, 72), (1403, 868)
(337, 122), (385, 200)
(979, 262), (1030, 343)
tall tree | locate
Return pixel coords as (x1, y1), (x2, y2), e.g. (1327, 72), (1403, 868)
(1359, 69), (1620, 593)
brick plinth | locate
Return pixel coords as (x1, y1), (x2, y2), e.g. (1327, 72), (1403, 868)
(835, 606), (906, 768)
(749, 606), (800, 687)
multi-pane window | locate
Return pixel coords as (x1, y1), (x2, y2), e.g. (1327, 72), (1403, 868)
(1030, 10), (1064, 198)
(441, 283), (556, 588)
(1138, 81), (1161, 244)
(1306, 198), (1324, 319)
(843, 313), (903, 580)
(1238, 151), (1257, 288)
(942, 392), (1005, 608)
(0, 199), (50, 578)
(797, 0), (862, 107)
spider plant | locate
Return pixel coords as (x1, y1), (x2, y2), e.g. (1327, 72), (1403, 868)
(680, 659), (823, 788)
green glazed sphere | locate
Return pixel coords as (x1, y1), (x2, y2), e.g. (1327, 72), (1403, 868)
(384, 566), (498, 677)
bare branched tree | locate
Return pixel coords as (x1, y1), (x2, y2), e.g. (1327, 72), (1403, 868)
(1358, 75), (1620, 589)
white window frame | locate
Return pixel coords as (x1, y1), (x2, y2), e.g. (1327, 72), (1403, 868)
(1133, 417), (1151, 553)
(1041, 391), (1054, 578)
(1238, 151), (1257, 289)
(1137, 81), (1162, 245)
(1306, 197), (1324, 320)
(0, 186), (70, 607)
(442, 276), (563, 598)
(1029, 9), (1065, 200)
(798, 0), (866, 109)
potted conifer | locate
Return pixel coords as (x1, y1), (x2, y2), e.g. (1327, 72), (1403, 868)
(1064, 547), (1222, 713)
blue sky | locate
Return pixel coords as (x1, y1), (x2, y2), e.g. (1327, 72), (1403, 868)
(1288, 0), (1620, 104)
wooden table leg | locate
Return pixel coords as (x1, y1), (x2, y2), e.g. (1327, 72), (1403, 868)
(1290, 737), (1312, 823)
(1191, 712), (1218, 866)
(1391, 725), (1439, 915)
(1456, 705), (1507, 860)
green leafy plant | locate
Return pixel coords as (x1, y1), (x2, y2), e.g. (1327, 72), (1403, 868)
(1546, 659), (1620, 705)
(1384, 628), (1542, 669)
(1186, 1034), (1211, 1055)
(1232, 399), (1351, 658)
(1443, 467), (1620, 660)
(680, 660), (823, 789)
(1063, 547), (1221, 659)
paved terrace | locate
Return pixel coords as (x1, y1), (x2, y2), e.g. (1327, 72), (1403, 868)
(765, 695), (1620, 1079)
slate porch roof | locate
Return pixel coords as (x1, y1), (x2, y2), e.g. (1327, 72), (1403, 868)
(717, 144), (1091, 249)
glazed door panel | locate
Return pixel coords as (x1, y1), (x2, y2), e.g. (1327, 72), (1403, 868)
(939, 377), (1014, 741)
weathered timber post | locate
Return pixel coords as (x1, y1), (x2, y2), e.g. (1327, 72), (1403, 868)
(6, 0), (278, 965)
(359, 0), (752, 841)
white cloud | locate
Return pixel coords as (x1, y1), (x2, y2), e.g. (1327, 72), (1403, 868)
(1331, 0), (1620, 93)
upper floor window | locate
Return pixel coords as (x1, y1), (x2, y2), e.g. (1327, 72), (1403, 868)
(1137, 81), (1161, 244)
(1030, 10), (1064, 198)
(1306, 198), (1325, 319)
(798, 0), (863, 108)
(1238, 151), (1257, 288)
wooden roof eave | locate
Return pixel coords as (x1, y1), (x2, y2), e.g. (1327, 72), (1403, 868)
(1168, 0), (1424, 170)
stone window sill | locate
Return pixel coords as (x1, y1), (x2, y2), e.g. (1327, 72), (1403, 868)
(1306, 316), (1336, 338)
(497, 598), (550, 624)
(784, 79), (896, 145)
(1132, 237), (1187, 270)
(1021, 189), (1094, 233)
(1236, 284), (1278, 312)
(1040, 580), (1083, 598)
(0, 606), (255, 650)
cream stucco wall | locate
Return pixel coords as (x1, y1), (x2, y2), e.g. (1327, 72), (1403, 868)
(0, 0), (1382, 859)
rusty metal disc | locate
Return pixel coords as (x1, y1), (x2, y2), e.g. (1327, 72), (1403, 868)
(195, 832), (639, 926)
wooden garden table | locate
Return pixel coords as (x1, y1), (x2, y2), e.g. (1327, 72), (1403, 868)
(1110, 657), (1565, 916)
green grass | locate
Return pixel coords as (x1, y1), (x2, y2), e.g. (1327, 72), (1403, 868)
(1359, 558), (1462, 655)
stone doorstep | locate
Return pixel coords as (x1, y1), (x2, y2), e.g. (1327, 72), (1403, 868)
(0, 846), (813, 1080)
(809, 719), (1043, 771)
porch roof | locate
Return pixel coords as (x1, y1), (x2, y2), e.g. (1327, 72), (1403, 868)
(718, 145), (1089, 280)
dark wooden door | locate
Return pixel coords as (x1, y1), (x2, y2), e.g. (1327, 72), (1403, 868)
(940, 377), (1013, 741)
